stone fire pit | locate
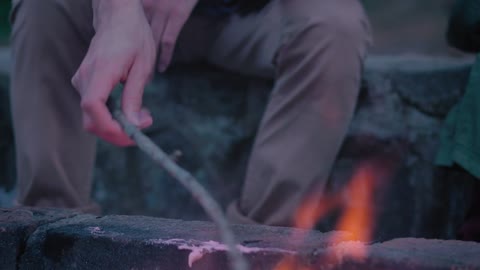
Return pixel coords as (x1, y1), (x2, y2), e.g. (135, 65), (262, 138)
(1, 208), (479, 270)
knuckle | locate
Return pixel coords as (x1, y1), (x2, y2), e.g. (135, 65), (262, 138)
(71, 74), (79, 88)
(71, 65), (90, 88)
(80, 98), (97, 112)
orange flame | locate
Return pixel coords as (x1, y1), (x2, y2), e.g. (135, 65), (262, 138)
(332, 163), (377, 259)
(291, 160), (388, 266)
(293, 192), (340, 230)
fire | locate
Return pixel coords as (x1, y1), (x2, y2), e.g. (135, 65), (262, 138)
(294, 161), (379, 242)
(333, 163), (377, 259)
(284, 159), (390, 270)
(293, 192), (340, 230)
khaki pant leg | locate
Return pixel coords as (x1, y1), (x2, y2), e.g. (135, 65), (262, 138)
(10, 0), (99, 213)
(207, 0), (372, 226)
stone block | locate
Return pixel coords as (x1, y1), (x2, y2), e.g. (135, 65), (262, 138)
(0, 208), (474, 270)
(19, 213), (349, 270)
(323, 238), (480, 270)
(0, 208), (78, 270)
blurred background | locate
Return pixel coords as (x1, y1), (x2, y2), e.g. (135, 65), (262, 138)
(363, 0), (462, 56)
(0, 0), (466, 55)
(0, 1), (9, 45)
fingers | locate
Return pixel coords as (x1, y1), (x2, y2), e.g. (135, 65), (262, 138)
(157, 16), (184, 72)
(151, 10), (168, 49)
(73, 63), (135, 147)
(122, 56), (154, 128)
(82, 103), (135, 147)
(157, 2), (197, 72)
(71, 0), (158, 147)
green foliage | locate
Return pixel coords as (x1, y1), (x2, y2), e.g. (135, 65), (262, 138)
(0, 1), (11, 44)
(361, 0), (375, 9)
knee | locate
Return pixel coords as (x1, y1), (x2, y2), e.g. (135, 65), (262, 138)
(11, 0), (61, 24)
(322, 8), (371, 50)
(11, 0), (62, 39)
(330, 15), (368, 44)
(282, 1), (371, 55)
(10, 0), (93, 41)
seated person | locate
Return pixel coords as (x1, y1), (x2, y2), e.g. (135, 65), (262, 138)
(436, 0), (480, 242)
(9, 0), (371, 226)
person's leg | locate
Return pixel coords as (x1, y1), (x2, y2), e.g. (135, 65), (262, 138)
(10, 0), (99, 213)
(207, 0), (371, 226)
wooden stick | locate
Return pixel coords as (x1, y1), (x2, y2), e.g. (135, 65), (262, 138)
(111, 107), (248, 270)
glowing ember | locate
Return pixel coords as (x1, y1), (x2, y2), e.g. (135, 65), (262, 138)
(331, 241), (369, 262)
(273, 256), (311, 270)
(145, 239), (295, 268)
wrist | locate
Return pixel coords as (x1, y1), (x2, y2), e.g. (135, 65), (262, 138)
(92, 0), (142, 30)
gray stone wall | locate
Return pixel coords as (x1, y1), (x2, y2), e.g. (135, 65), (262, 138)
(0, 55), (477, 242)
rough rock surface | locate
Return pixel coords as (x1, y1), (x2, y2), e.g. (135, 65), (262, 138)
(1, 208), (480, 270)
(19, 212), (348, 270)
(0, 55), (478, 242)
(364, 238), (480, 269)
(0, 208), (79, 270)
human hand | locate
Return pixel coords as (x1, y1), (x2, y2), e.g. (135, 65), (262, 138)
(142, 0), (199, 72)
(72, 0), (156, 146)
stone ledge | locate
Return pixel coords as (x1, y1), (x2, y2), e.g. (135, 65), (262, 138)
(1, 208), (480, 270)
(0, 208), (80, 269)
(363, 55), (473, 117)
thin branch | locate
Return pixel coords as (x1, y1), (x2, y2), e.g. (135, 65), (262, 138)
(112, 109), (248, 270)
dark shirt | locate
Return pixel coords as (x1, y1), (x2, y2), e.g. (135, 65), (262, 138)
(447, 0), (480, 52)
(195, 0), (271, 17)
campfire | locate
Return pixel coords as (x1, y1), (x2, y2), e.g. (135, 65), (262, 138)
(273, 160), (391, 270)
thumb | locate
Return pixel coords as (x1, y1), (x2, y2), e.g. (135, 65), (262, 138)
(122, 59), (153, 127)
